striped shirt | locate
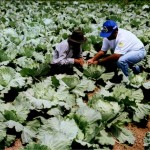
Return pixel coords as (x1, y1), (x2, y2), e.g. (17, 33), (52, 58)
(101, 28), (144, 55)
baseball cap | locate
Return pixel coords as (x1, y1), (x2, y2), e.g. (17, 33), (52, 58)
(100, 20), (118, 38)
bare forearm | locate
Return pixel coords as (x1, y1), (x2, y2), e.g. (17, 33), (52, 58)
(93, 50), (105, 61)
(98, 53), (121, 65)
(74, 58), (84, 66)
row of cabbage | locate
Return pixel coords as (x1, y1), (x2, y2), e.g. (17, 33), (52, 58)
(0, 0), (150, 149)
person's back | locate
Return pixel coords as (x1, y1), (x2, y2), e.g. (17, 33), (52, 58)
(115, 29), (144, 53)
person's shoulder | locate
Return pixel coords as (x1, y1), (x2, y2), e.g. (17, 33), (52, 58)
(118, 28), (132, 37)
(118, 28), (128, 33)
(58, 39), (68, 46)
(103, 37), (109, 42)
(119, 28), (135, 35)
(56, 39), (69, 47)
(56, 39), (69, 51)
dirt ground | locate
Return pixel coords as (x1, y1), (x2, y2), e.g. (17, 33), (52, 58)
(5, 139), (22, 150)
(113, 117), (150, 150)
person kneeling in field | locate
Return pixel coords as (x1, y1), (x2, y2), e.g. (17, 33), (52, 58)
(51, 28), (87, 75)
(88, 20), (146, 80)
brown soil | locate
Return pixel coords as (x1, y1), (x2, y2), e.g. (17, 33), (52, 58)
(113, 117), (150, 150)
(5, 139), (22, 150)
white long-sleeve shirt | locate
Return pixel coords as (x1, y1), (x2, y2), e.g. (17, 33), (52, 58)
(52, 39), (82, 65)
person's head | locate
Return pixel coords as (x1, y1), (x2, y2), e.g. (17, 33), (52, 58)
(100, 20), (118, 40)
(68, 28), (87, 47)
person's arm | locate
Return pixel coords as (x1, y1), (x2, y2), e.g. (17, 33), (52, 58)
(92, 50), (106, 61)
(73, 45), (85, 66)
(74, 58), (84, 66)
(87, 50), (106, 64)
(88, 38), (110, 64)
(98, 53), (121, 65)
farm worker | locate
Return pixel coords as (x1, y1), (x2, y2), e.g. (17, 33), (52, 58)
(87, 20), (146, 78)
(51, 28), (87, 75)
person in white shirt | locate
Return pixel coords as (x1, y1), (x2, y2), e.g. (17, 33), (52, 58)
(88, 20), (146, 77)
(51, 28), (87, 75)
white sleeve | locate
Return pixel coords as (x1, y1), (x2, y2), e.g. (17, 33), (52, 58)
(52, 43), (74, 65)
(101, 38), (110, 51)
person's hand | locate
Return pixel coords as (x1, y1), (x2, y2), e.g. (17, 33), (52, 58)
(74, 58), (84, 66)
(92, 61), (98, 65)
(87, 58), (94, 65)
(87, 59), (99, 65)
(79, 58), (84, 66)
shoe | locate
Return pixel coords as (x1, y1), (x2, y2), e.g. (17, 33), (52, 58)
(132, 65), (145, 74)
(109, 74), (122, 83)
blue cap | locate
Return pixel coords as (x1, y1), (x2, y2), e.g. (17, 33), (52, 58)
(100, 20), (118, 38)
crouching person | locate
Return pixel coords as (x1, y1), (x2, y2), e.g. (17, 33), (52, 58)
(88, 20), (146, 80)
(50, 28), (87, 75)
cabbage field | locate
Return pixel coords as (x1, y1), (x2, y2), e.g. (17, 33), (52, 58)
(0, 0), (150, 149)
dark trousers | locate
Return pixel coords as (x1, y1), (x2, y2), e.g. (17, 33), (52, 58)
(49, 64), (83, 76)
(49, 64), (73, 75)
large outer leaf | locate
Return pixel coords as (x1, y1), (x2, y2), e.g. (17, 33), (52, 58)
(72, 106), (102, 142)
(21, 127), (36, 144)
(75, 105), (101, 124)
(0, 102), (29, 123)
(6, 120), (23, 132)
(0, 66), (31, 98)
(131, 103), (150, 122)
(112, 84), (144, 102)
(61, 75), (80, 89)
(96, 130), (115, 145)
(37, 117), (79, 150)
(72, 77), (96, 97)
(39, 133), (71, 150)
(112, 84), (132, 102)
(0, 66), (15, 87)
(88, 93), (121, 122)
(111, 125), (135, 144)
(129, 72), (148, 88)
(25, 91), (56, 109)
